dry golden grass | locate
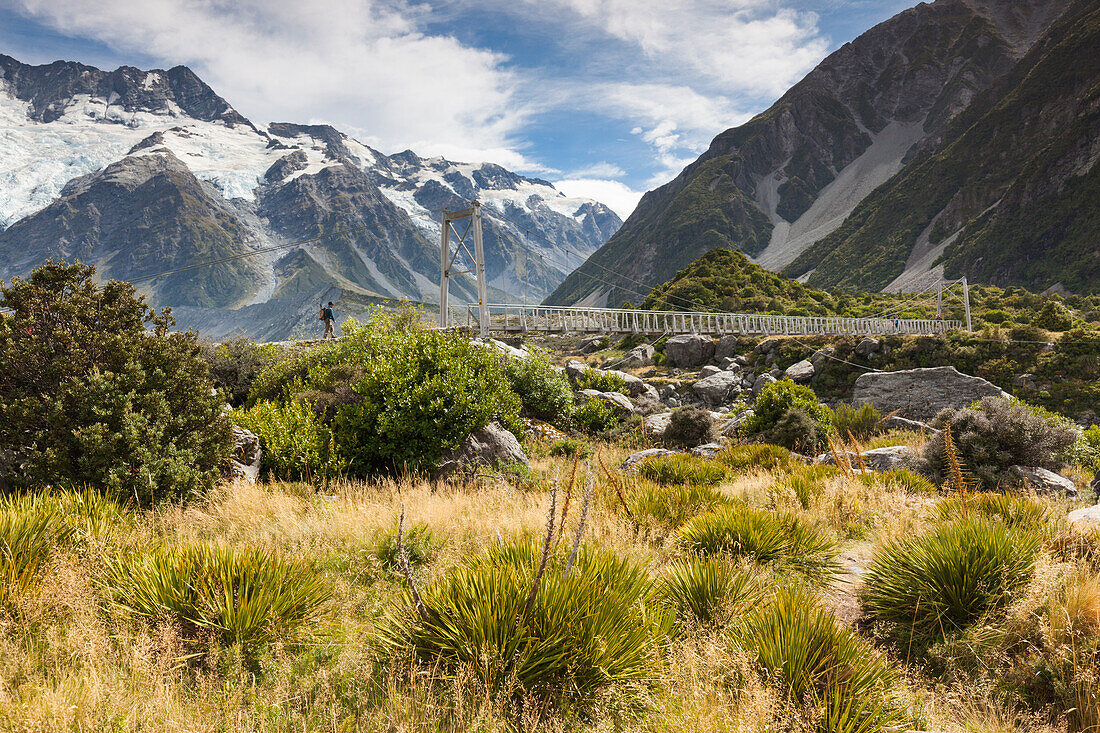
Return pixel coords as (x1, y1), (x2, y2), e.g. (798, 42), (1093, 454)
(1, 443), (1097, 732)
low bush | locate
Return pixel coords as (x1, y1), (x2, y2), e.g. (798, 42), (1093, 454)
(873, 469), (937, 494)
(0, 261), (231, 505)
(199, 337), (277, 407)
(574, 368), (629, 394)
(659, 556), (762, 629)
(0, 495), (73, 608)
(766, 406), (830, 453)
(636, 454), (728, 486)
(549, 438), (591, 458)
(106, 543), (330, 650)
(631, 483), (731, 531)
(384, 544), (672, 709)
(933, 492), (1052, 532)
(1066, 424), (1100, 470)
(662, 406), (717, 448)
(680, 505), (839, 581)
(743, 380), (833, 452)
(915, 397), (1077, 490)
(572, 397), (619, 435)
(233, 399), (345, 481)
(502, 351), (575, 428)
(716, 444), (795, 472)
(1033, 300), (1074, 331)
(832, 403), (882, 441)
(736, 585), (911, 733)
(861, 516), (1039, 638)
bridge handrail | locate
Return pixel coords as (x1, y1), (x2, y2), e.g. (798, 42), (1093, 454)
(464, 303), (962, 335)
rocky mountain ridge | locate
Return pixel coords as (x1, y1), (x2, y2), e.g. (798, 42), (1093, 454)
(0, 54), (621, 337)
(545, 0), (1084, 307)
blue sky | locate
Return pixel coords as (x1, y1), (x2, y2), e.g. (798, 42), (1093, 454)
(0, 0), (915, 218)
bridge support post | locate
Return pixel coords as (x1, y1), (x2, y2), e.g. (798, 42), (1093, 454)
(440, 201), (488, 337)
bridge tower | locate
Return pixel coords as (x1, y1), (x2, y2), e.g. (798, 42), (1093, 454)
(439, 201), (488, 336)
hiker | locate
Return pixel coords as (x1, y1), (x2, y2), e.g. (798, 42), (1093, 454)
(1092, 469), (1100, 502)
(320, 301), (337, 340)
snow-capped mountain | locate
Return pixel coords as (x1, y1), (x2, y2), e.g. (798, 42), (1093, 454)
(0, 54), (621, 337)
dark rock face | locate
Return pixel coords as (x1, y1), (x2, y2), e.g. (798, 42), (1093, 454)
(0, 149), (259, 308)
(545, 0), (1070, 307)
(0, 54), (251, 126)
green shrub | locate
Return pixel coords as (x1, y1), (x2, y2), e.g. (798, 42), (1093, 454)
(915, 397), (1078, 490)
(1033, 301), (1074, 331)
(0, 261), (231, 505)
(659, 556), (762, 628)
(574, 368), (629, 394)
(716, 444), (795, 472)
(744, 380), (833, 450)
(1066, 424), (1100, 470)
(329, 315), (522, 475)
(765, 406), (831, 453)
(549, 438), (591, 458)
(106, 543), (330, 650)
(631, 483), (731, 530)
(662, 406), (716, 448)
(199, 337), (277, 407)
(374, 520), (438, 571)
(233, 400), (345, 481)
(933, 492), (1052, 532)
(384, 545), (672, 708)
(502, 351), (575, 427)
(636, 454), (728, 486)
(679, 505), (839, 581)
(861, 516), (1039, 638)
(736, 586), (910, 733)
(832, 403), (882, 441)
(572, 397), (619, 435)
(0, 495), (73, 607)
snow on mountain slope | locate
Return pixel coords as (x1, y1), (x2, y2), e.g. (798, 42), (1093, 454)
(0, 54), (622, 338)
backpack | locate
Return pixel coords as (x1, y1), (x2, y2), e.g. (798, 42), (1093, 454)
(318, 308), (325, 321)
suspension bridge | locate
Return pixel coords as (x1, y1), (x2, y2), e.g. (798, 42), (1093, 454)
(441, 201), (970, 338)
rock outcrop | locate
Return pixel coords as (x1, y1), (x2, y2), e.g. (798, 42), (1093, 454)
(851, 366), (1010, 422)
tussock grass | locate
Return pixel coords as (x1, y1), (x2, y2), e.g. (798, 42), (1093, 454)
(383, 543), (672, 710)
(636, 453), (728, 486)
(716, 444), (796, 472)
(630, 481), (732, 532)
(934, 492), (1053, 532)
(861, 516), (1039, 638)
(105, 543), (331, 650)
(0, 494), (73, 607)
(679, 505), (840, 581)
(735, 585), (912, 733)
(659, 556), (762, 629)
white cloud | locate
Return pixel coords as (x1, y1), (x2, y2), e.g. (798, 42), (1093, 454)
(7, 0), (530, 164)
(567, 161), (626, 178)
(537, 0), (828, 97)
(554, 178), (642, 219)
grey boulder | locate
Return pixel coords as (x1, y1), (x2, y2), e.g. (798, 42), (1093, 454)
(851, 366), (1010, 422)
(1069, 504), (1100, 529)
(699, 365), (723, 379)
(228, 425), (262, 483)
(579, 389), (635, 418)
(620, 344), (655, 368)
(854, 337), (880, 358)
(436, 421), (529, 479)
(815, 445), (913, 472)
(1006, 465), (1078, 497)
(752, 373), (778, 396)
(694, 370), (743, 405)
(785, 359), (815, 383)
(715, 335), (739, 360)
(622, 448), (679, 470)
(664, 334), (715, 368)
